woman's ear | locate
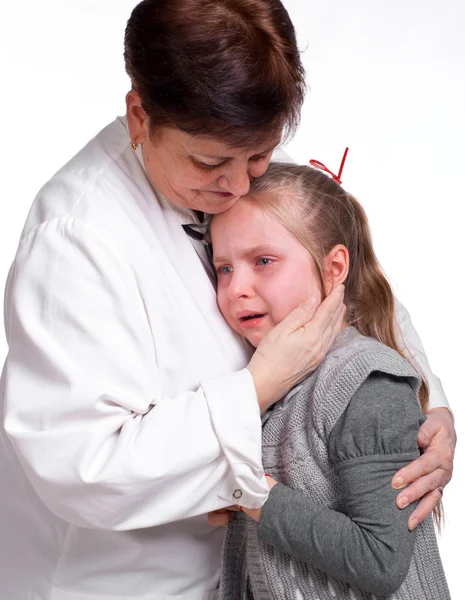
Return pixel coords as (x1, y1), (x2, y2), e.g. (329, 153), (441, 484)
(125, 89), (149, 145)
(323, 244), (349, 294)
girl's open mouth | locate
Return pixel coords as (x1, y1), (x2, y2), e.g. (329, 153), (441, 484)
(239, 313), (267, 328)
(240, 313), (265, 321)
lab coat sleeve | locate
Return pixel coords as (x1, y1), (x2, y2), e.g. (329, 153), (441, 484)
(3, 217), (268, 531)
(394, 298), (450, 411)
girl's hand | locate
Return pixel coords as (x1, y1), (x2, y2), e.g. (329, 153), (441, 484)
(392, 407), (455, 530)
(248, 285), (346, 413)
(207, 506), (240, 527)
(240, 475), (278, 522)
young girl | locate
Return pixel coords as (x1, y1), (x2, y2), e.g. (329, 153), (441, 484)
(209, 163), (450, 599)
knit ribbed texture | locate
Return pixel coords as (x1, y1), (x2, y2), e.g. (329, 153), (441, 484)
(220, 328), (450, 600)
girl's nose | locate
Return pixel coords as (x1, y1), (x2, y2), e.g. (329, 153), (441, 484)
(227, 270), (254, 301)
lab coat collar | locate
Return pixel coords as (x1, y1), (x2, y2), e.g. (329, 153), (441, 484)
(110, 118), (250, 372)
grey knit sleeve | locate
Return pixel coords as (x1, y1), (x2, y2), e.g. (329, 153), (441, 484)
(257, 372), (426, 597)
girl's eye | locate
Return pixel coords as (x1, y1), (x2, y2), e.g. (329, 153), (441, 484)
(256, 257), (273, 267)
(250, 154), (267, 162)
(216, 265), (233, 275)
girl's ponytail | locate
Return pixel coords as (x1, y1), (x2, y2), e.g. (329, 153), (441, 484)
(343, 193), (429, 413)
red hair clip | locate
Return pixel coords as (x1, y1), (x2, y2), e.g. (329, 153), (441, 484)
(309, 147), (349, 185)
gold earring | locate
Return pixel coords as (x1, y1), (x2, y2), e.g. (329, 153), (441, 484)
(130, 141), (139, 151)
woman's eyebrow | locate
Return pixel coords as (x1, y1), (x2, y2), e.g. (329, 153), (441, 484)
(193, 144), (276, 161)
(193, 152), (229, 159)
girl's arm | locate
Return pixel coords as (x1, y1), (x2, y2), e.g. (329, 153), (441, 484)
(245, 373), (425, 596)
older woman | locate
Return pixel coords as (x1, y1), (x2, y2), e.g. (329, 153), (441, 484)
(0, 1), (454, 599)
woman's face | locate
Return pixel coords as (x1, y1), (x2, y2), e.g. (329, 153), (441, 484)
(141, 128), (279, 214)
(126, 91), (281, 214)
(211, 198), (323, 347)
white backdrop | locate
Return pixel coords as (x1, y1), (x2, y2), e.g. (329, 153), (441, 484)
(1, 1), (463, 596)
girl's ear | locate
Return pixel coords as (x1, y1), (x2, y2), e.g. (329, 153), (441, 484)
(323, 244), (349, 294)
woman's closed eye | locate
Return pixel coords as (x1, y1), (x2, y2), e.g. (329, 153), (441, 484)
(250, 153), (268, 163)
(196, 152), (267, 171)
(197, 160), (226, 170)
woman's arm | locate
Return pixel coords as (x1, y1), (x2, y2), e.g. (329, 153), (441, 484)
(3, 217), (343, 530)
(244, 373), (424, 596)
(393, 299), (455, 527)
(395, 298), (449, 410)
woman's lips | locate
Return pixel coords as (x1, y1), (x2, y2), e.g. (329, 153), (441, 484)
(210, 191), (233, 197)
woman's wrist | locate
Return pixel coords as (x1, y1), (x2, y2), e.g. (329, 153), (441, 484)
(247, 363), (282, 413)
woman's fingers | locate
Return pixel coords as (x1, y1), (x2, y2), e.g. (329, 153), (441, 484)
(417, 407), (456, 452)
(394, 459), (447, 530)
(392, 408), (456, 529)
(300, 286), (346, 366)
(395, 461), (447, 505)
(248, 285), (345, 412)
(304, 284), (345, 330)
(407, 488), (444, 531)
(393, 448), (443, 491)
(276, 284), (344, 338)
(392, 409), (454, 492)
(281, 297), (319, 332)
(313, 297), (347, 353)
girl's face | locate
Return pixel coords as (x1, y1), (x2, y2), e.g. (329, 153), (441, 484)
(211, 197), (323, 347)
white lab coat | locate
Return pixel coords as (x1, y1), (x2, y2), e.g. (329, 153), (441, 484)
(0, 117), (449, 600)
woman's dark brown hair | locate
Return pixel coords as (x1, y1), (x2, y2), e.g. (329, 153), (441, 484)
(124, 0), (305, 146)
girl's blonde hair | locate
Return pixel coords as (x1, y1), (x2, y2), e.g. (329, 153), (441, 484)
(249, 163), (442, 524)
(249, 163), (429, 410)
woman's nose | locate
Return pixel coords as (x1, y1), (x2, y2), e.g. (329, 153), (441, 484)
(218, 163), (251, 197)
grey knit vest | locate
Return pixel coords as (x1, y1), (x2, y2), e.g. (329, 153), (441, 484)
(220, 328), (450, 600)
